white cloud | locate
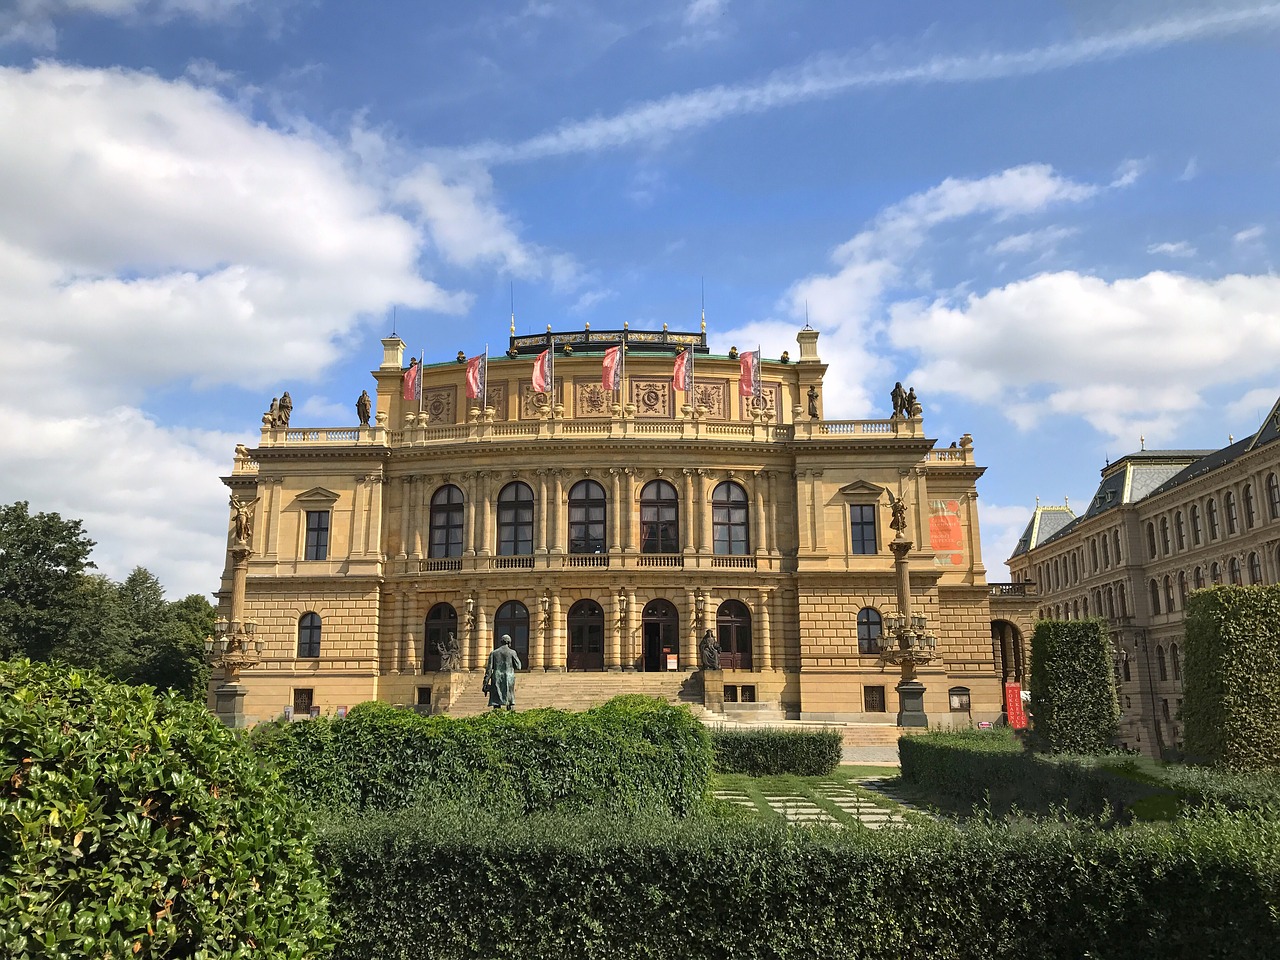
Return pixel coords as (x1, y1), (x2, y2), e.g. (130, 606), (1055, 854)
(1179, 157), (1199, 181)
(989, 226), (1078, 256)
(1234, 224), (1266, 244)
(889, 270), (1280, 442)
(669, 0), (730, 48)
(1148, 240), (1197, 257)
(1, 0), (257, 48)
(1225, 386), (1280, 424)
(1110, 158), (1147, 188)
(456, 5), (1280, 164)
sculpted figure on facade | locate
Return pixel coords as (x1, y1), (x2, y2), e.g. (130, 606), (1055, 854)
(891, 382), (907, 418)
(807, 385), (820, 419)
(906, 387), (921, 418)
(229, 495), (257, 545)
(436, 631), (462, 672)
(484, 635), (522, 710)
(888, 493), (908, 534)
(277, 392), (293, 426)
(356, 390), (372, 426)
(699, 629), (721, 671)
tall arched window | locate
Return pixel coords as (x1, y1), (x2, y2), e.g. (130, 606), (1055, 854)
(1163, 576), (1174, 612)
(1090, 539), (1099, 572)
(1249, 551), (1263, 584)
(1149, 580), (1161, 616)
(1210, 561), (1222, 585)
(1101, 536), (1111, 567)
(1225, 491), (1239, 535)
(1193, 566), (1204, 589)
(1174, 511), (1185, 550)
(567, 599), (605, 671)
(1207, 498), (1220, 540)
(1122, 653), (1131, 682)
(1190, 505), (1202, 545)
(1157, 645), (1168, 682)
(429, 484), (465, 558)
(640, 480), (680, 553)
(857, 608), (883, 655)
(1177, 571), (1188, 607)
(1113, 530), (1122, 562)
(1171, 643), (1182, 681)
(1146, 522), (1158, 559)
(712, 482), (750, 555)
(497, 482), (535, 556)
(1229, 556), (1243, 585)
(716, 600), (753, 670)
(297, 612), (322, 658)
(423, 603), (458, 671)
(493, 600), (530, 666)
(1106, 586), (1115, 618)
(1117, 582), (1128, 617)
(1244, 483), (1256, 529)
(1159, 518), (1171, 555)
(1268, 473), (1280, 521)
(1071, 554), (1079, 583)
(568, 479), (607, 554)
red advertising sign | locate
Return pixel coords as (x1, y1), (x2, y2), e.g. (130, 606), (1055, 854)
(1005, 682), (1028, 730)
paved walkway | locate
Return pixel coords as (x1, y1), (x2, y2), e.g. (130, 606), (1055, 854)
(713, 775), (929, 830)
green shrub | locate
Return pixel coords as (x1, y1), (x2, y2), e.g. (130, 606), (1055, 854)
(0, 658), (334, 959)
(711, 726), (842, 775)
(1029, 619), (1119, 753)
(251, 695), (712, 817)
(315, 803), (1280, 960)
(1183, 585), (1280, 769)
(899, 728), (1155, 820)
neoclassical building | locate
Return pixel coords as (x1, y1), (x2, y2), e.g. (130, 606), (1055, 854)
(212, 324), (1032, 726)
(1008, 398), (1280, 756)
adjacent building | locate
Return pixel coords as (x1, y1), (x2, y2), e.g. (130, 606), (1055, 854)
(1008, 398), (1280, 755)
(212, 324), (1033, 727)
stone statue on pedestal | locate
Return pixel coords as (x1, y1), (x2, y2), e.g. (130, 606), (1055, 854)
(699, 629), (721, 671)
(356, 390), (372, 426)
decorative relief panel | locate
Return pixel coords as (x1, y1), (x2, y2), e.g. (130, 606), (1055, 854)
(739, 381), (781, 420)
(422, 387), (456, 424)
(519, 382), (560, 419)
(484, 382), (508, 420)
(574, 378), (612, 418)
(630, 379), (673, 418)
(690, 379), (728, 420)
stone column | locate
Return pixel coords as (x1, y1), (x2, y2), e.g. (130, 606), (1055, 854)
(609, 468), (622, 554)
(765, 471), (778, 555)
(365, 474), (384, 558)
(682, 469), (695, 556)
(622, 468), (635, 551)
(264, 476), (283, 561)
(410, 476), (424, 559)
(398, 477), (412, 559)
(623, 587), (637, 670)
(811, 470), (826, 553)
(757, 587), (773, 671)
(684, 585), (697, 669)
(698, 469), (712, 554)
(551, 470), (564, 554)
(479, 473), (493, 557)
(753, 470), (767, 557)
(463, 472), (476, 557)
(549, 593), (564, 672)
(606, 590), (622, 671)
(536, 470), (549, 555)
(796, 471), (811, 553)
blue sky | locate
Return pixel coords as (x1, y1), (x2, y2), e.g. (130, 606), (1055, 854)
(1, 0), (1277, 598)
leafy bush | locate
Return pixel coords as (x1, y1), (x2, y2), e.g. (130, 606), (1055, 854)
(1029, 619), (1119, 753)
(316, 802), (1280, 960)
(251, 695), (712, 817)
(711, 726), (842, 775)
(899, 728), (1155, 820)
(1183, 585), (1280, 769)
(0, 658), (334, 959)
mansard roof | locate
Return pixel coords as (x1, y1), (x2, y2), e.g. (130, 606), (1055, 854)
(1010, 504), (1076, 558)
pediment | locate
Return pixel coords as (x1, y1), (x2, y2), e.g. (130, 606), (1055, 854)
(293, 486), (341, 504)
(836, 480), (885, 498)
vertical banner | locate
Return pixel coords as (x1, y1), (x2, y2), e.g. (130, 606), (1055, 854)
(1005, 682), (1028, 729)
(738, 349), (760, 397)
(402, 358), (421, 401)
(673, 346), (692, 393)
(532, 349), (552, 393)
(465, 354), (487, 400)
(603, 345), (623, 391)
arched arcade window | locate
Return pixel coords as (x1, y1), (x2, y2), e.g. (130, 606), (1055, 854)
(497, 482), (535, 556)
(493, 600), (530, 666)
(712, 482), (750, 555)
(716, 599), (753, 670)
(568, 480), (607, 554)
(640, 480), (680, 553)
(429, 484), (465, 558)
(423, 603), (458, 671)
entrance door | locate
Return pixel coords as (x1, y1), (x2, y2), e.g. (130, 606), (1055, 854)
(642, 599), (680, 671)
(716, 600), (753, 670)
(567, 599), (604, 671)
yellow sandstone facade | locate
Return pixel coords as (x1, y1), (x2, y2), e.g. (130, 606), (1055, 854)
(212, 325), (1029, 727)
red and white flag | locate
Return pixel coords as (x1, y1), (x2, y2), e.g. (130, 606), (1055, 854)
(602, 345), (623, 391)
(532, 348), (553, 393)
(738, 349), (760, 397)
(465, 353), (487, 400)
(402, 359), (421, 401)
(673, 346), (693, 393)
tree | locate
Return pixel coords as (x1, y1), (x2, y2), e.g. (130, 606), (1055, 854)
(0, 501), (95, 661)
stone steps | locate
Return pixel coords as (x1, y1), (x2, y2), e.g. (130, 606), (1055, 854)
(445, 670), (701, 716)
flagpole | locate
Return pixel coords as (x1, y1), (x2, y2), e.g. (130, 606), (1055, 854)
(484, 343), (489, 410)
(419, 347), (425, 413)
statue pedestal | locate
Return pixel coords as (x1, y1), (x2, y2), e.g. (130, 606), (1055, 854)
(214, 682), (248, 729)
(702, 669), (724, 713)
(895, 679), (928, 728)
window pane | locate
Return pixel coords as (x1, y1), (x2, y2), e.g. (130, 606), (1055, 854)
(850, 505), (877, 555)
(304, 511), (329, 561)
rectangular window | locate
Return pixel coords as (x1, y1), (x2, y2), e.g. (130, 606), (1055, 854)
(863, 685), (886, 712)
(292, 688), (314, 716)
(304, 510), (330, 560)
(723, 684), (739, 703)
(850, 504), (877, 555)
(740, 685), (757, 703)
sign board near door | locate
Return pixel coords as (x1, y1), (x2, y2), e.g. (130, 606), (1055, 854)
(666, 653), (678, 671)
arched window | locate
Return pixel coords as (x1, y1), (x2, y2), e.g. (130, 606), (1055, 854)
(493, 600), (530, 666)
(1159, 518), (1170, 556)
(1225, 491), (1239, 535)
(1249, 551), (1263, 584)
(712, 482), (750, 555)
(1101, 536), (1111, 567)
(1053, 558), (1061, 590)
(1193, 566), (1204, 589)
(1072, 600), (1080, 619)
(1090, 539), (1099, 572)
(1146, 522), (1158, 559)
(429, 484), (465, 558)
(1164, 576), (1174, 612)
(1106, 586), (1115, 618)
(1157, 645), (1168, 682)
(423, 603), (458, 671)
(857, 608), (883, 655)
(1117, 582), (1128, 617)
(1174, 511), (1185, 551)
(1171, 643), (1182, 681)
(568, 480), (607, 554)
(1210, 561), (1222, 585)
(1178, 571), (1188, 607)
(1149, 580), (1161, 615)
(640, 480), (680, 553)
(1190, 505), (1202, 545)
(716, 600), (753, 670)
(1268, 473), (1280, 521)
(1122, 653), (1131, 682)
(1083, 595), (1089, 616)
(297, 612), (321, 658)
(1229, 556), (1243, 585)
(1244, 483), (1256, 529)
(1207, 498), (1220, 540)
(497, 482), (534, 556)
(1113, 530), (1121, 562)
(1071, 554), (1079, 583)
(567, 599), (605, 671)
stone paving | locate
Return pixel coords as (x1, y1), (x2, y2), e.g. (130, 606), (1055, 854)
(713, 775), (929, 829)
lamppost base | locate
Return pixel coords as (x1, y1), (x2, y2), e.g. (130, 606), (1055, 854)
(895, 679), (928, 728)
(213, 682), (249, 729)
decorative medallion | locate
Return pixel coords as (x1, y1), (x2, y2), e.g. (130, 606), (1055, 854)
(739, 381), (781, 420)
(630, 379), (672, 418)
(691, 380), (728, 420)
(422, 387), (455, 424)
(574, 379), (612, 418)
(520, 382), (558, 419)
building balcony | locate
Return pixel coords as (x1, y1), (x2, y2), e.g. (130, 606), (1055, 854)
(389, 551), (781, 576)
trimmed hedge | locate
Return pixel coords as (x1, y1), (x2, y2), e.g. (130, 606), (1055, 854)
(711, 726), (842, 775)
(251, 695), (712, 816)
(898, 729), (1154, 820)
(1029, 619), (1119, 753)
(0, 659), (334, 959)
(1183, 585), (1280, 769)
(316, 803), (1280, 960)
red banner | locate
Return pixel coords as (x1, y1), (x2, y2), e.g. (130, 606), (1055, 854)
(401, 359), (421, 401)
(673, 347), (692, 392)
(1005, 682), (1027, 730)
(465, 354), (486, 400)
(603, 345), (623, 391)
(532, 349), (552, 393)
(738, 349), (760, 397)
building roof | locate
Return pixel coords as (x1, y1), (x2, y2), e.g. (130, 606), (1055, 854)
(1010, 504), (1077, 558)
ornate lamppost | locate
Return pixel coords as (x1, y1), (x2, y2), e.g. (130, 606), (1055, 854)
(879, 493), (938, 727)
(208, 495), (263, 727)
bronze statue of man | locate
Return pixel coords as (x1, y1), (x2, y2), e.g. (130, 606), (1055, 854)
(890, 382), (907, 418)
(484, 634), (522, 710)
(356, 390), (372, 426)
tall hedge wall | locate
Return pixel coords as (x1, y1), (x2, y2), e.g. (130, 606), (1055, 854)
(250, 695), (712, 816)
(1029, 619), (1119, 753)
(1183, 585), (1280, 769)
(711, 727), (842, 776)
(316, 804), (1280, 960)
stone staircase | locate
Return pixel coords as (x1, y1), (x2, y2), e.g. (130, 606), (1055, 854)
(444, 670), (703, 717)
